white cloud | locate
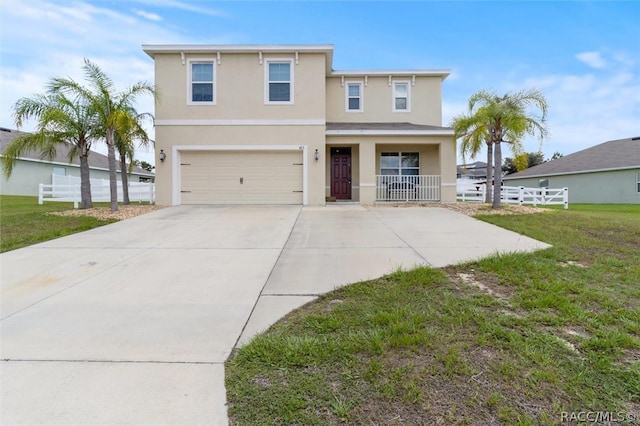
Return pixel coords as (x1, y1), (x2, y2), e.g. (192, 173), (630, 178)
(134, 9), (162, 22)
(132, 0), (227, 17)
(576, 51), (607, 69)
(449, 52), (640, 163)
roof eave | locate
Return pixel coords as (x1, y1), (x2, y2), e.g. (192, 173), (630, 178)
(326, 129), (454, 136)
(142, 44), (334, 57)
(330, 70), (450, 80)
(503, 165), (640, 180)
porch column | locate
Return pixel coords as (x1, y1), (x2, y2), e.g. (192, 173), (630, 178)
(440, 139), (457, 202)
(359, 141), (376, 204)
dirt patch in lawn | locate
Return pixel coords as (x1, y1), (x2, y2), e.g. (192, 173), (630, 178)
(48, 204), (166, 221)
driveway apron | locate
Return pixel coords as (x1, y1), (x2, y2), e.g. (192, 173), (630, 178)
(1, 205), (549, 425)
(1, 205), (301, 425)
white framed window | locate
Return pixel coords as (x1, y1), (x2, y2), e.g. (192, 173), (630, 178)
(188, 59), (215, 105)
(265, 60), (293, 104)
(636, 171), (640, 193)
(345, 82), (363, 112)
(380, 152), (419, 176)
(392, 81), (410, 112)
(52, 167), (66, 176)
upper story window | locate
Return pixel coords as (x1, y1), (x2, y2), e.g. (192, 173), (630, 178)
(346, 82), (363, 112)
(392, 81), (410, 112)
(266, 60), (293, 104)
(189, 60), (215, 104)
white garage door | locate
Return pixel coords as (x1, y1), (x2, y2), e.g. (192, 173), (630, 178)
(180, 150), (303, 204)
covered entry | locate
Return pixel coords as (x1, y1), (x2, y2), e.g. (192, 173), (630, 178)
(179, 149), (303, 204)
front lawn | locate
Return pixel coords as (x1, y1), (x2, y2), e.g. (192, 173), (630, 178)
(226, 205), (640, 425)
(0, 195), (117, 253)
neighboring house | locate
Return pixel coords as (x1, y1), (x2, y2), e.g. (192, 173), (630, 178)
(0, 128), (155, 196)
(457, 161), (487, 180)
(503, 136), (640, 204)
(142, 44), (456, 206)
(457, 161), (487, 192)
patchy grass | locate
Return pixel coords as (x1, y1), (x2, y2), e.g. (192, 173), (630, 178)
(0, 195), (117, 252)
(226, 205), (640, 425)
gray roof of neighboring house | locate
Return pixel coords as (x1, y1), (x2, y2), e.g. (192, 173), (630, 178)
(0, 128), (154, 176)
(457, 161), (487, 178)
(504, 136), (640, 179)
(326, 122), (452, 132)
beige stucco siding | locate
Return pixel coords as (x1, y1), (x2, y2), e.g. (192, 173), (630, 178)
(154, 52), (326, 121)
(326, 75), (443, 125)
(154, 125), (326, 206)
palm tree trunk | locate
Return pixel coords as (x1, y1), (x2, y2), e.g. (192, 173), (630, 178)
(79, 154), (93, 209)
(106, 130), (119, 212)
(485, 141), (493, 203)
(492, 141), (503, 209)
(119, 154), (130, 205)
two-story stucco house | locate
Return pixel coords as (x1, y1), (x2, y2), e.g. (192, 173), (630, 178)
(142, 44), (455, 206)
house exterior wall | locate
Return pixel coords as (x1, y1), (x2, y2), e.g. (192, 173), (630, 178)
(0, 159), (152, 196)
(154, 125), (326, 205)
(147, 45), (454, 206)
(503, 169), (640, 204)
(154, 52), (326, 121)
(326, 75), (443, 125)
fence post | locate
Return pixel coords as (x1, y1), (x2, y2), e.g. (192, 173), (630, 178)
(38, 183), (44, 205)
(563, 187), (569, 210)
(74, 184), (79, 209)
(518, 186), (524, 205)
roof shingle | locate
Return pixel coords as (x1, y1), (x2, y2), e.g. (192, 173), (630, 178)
(504, 137), (640, 179)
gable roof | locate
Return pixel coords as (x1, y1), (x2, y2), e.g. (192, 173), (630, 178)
(0, 128), (154, 176)
(504, 136), (640, 179)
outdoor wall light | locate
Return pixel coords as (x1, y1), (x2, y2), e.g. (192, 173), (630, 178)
(314, 149), (319, 161)
(159, 149), (166, 162)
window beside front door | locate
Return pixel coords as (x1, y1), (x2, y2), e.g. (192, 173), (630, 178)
(380, 152), (419, 176)
(346, 82), (363, 112)
(188, 60), (215, 104)
(392, 81), (410, 112)
(266, 60), (293, 104)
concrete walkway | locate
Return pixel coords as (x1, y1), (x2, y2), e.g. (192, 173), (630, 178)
(0, 205), (549, 425)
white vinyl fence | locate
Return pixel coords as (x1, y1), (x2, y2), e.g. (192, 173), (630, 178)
(457, 184), (568, 209)
(39, 175), (155, 208)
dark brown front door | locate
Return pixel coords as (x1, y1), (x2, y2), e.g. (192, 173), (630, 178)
(330, 147), (351, 199)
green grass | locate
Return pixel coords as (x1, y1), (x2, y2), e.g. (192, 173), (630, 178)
(226, 204), (640, 425)
(0, 195), (117, 252)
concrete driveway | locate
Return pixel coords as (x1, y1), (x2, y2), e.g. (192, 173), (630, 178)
(1, 205), (549, 425)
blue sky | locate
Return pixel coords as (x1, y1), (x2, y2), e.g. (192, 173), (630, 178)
(1, 0), (639, 165)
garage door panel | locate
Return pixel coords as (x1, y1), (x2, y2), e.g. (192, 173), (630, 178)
(180, 150), (303, 205)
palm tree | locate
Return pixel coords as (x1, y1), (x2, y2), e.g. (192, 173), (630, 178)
(3, 92), (97, 209)
(49, 59), (155, 211)
(451, 110), (494, 203)
(115, 110), (153, 205)
(452, 89), (548, 208)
